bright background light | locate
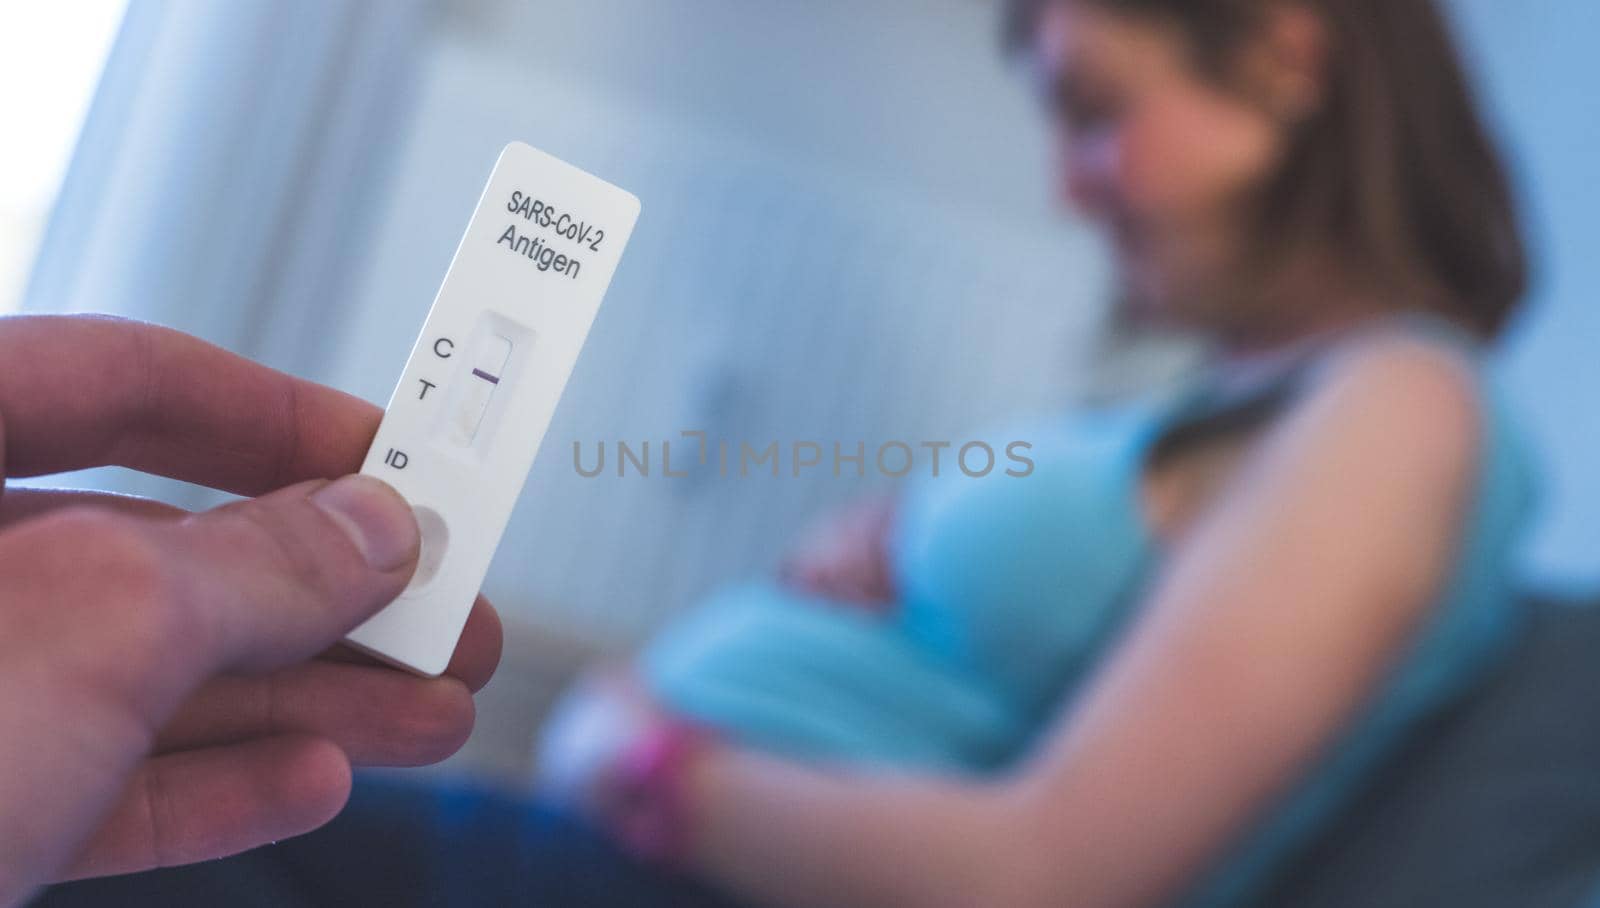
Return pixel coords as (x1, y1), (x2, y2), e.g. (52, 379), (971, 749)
(0, 1), (128, 313)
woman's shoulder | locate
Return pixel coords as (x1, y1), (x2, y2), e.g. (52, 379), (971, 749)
(1276, 311), (1500, 432)
(1315, 322), (1483, 418)
(1300, 311), (1531, 454)
(1291, 312), (1540, 521)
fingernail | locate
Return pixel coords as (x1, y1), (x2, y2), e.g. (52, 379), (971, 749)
(311, 475), (419, 572)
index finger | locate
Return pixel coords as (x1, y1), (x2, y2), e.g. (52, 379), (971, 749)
(0, 315), (381, 495)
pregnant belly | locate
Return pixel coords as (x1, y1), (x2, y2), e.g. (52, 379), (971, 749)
(641, 582), (1026, 772)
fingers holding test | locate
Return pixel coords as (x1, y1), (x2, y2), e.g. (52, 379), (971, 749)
(0, 487), (502, 692)
(0, 474), (419, 743)
(154, 475), (421, 675)
(0, 315), (383, 495)
(155, 662), (475, 767)
(446, 596), (504, 692)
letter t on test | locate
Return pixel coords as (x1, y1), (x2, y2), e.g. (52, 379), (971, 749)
(345, 142), (640, 676)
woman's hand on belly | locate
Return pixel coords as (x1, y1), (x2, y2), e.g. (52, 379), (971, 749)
(777, 495), (899, 613)
(536, 666), (724, 857)
(536, 667), (659, 814)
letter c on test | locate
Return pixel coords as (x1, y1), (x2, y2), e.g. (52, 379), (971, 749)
(434, 337), (454, 358)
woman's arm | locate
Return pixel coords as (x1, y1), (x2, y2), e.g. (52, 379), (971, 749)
(675, 337), (1484, 908)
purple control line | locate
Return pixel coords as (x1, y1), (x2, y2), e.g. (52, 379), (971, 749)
(471, 368), (500, 384)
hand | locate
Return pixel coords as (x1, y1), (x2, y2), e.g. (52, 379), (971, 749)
(535, 668), (665, 821)
(536, 669), (711, 861)
(778, 496), (899, 611)
(0, 316), (502, 905)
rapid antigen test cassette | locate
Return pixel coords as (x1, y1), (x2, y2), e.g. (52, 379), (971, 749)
(346, 142), (640, 675)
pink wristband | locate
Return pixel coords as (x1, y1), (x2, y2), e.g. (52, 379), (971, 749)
(609, 718), (710, 865)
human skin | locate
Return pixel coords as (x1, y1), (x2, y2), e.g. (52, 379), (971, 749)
(0, 315), (502, 907)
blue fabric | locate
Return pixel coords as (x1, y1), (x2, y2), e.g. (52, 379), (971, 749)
(643, 315), (1540, 907)
(644, 405), (1165, 773)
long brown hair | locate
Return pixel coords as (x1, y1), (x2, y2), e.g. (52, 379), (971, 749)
(1005, 0), (1527, 338)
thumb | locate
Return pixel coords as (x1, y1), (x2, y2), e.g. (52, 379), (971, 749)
(159, 474), (420, 675)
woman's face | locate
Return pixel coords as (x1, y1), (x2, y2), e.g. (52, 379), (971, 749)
(1032, 3), (1290, 326)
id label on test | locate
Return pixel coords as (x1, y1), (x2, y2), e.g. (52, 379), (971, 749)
(346, 142), (640, 676)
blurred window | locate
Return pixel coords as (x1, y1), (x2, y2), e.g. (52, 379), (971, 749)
(0, 2), (127, 313)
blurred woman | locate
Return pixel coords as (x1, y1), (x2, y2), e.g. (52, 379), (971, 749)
(536, 0), (1537, 905)
(35, 1), (1537, 907)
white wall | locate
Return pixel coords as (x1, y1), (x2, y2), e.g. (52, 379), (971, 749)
(332, 0), (1600, 641)
(332, 0), (1111, 641)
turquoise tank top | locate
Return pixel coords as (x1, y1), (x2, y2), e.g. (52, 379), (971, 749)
(642, 316), (1539, 906)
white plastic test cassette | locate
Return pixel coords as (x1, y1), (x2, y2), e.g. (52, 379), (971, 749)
(346, 142), (640, 676)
